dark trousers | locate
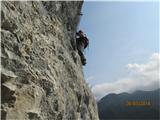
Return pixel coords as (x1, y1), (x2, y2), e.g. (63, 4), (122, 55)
(77, 43), (86, 63)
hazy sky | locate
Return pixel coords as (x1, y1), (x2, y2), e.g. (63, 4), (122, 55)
(79, 1), (159, 100)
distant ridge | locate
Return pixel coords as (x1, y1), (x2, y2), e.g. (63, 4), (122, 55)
(98, 89), (160, 119)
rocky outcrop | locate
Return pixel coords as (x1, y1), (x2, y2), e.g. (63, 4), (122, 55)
(1, 1), (99, 120)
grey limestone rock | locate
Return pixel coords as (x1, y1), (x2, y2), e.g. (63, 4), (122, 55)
(1, 1), (99, 120)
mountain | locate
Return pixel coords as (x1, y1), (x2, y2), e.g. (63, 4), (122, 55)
(98, 89), (160, 119)
(1, 1), (99, 120)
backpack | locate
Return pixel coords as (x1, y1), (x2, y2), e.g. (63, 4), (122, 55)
(84, 37), (89, 49)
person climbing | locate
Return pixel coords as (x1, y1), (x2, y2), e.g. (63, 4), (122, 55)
(76, 30), (89, 65)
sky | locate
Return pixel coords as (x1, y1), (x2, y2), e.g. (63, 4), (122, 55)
(79, 1), (159, 100)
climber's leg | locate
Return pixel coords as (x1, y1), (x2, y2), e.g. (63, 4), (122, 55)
(78, 50), (86, 65)
(77, 43), (86, 65)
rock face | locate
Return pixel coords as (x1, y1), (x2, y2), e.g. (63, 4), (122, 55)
(1, 1), (99, 120)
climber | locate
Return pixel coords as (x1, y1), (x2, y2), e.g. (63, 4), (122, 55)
(76, 30), (89, 65)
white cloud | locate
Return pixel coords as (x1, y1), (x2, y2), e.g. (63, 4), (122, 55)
(86, 76), (95, 89)
(86, 76), (94, 82)
(92, 53), (160, 101)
